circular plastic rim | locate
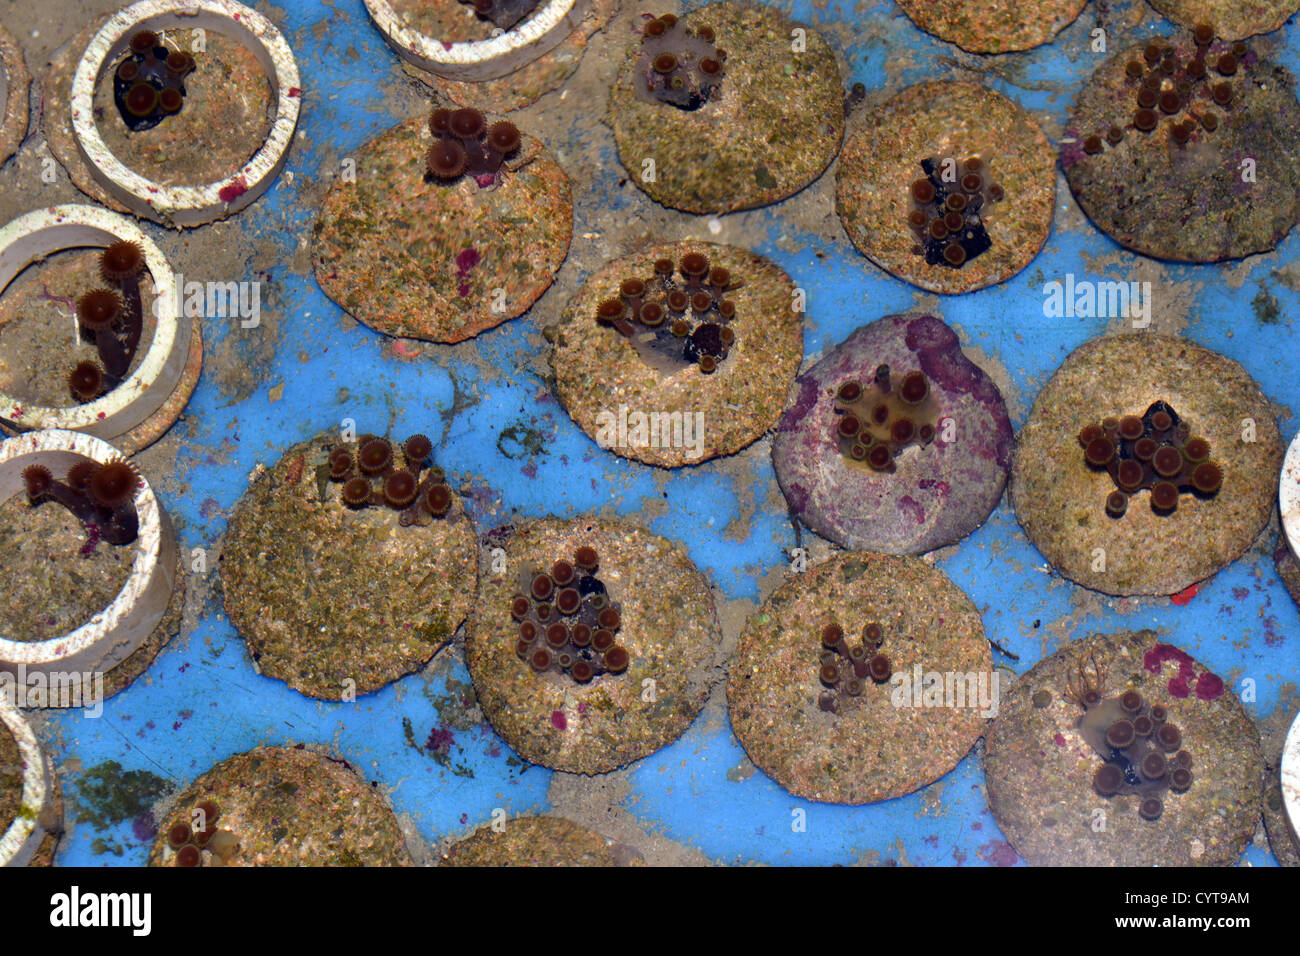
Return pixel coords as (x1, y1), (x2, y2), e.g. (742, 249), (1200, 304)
(1283, 708), (1300, 851)
(0, 429), (177, 678)
(0, 204), (186, 439)
(1282, 431), (1300, 565)
(0, 694), (52, 867)
(363, 0), (589, 81)
(69, 0), (301, 227)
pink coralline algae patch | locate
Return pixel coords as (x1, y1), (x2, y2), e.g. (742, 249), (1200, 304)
(1053, 733), (1067, 747)
(977, 840), (1020, 866)
(550, 710), (567, 731)
(1195, 672), (1224, 700)
(1144, 642), (1222, 699)
(897, 495), (924, 524)
(455, 248), (480, 298)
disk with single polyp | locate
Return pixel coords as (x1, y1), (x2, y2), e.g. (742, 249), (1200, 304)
(0, 23), (31, 166)
(466, 518), (723, 775)
(606, 2), (844, 214)
(728, 552), (992, 805)
(312, 115), (572, 343)
(65, 0), (300, 227)
(771, 313), (1012, 554)
(220, 433), (478, 700)
(0, 430), (180, 697)
(391, 0), (618, 113)
(1011, 333), (1280, 597)
(1147, 0), (1300, 42)
(551, 241), (802, 467)
(148, 745), (412, 866)
(835, 81), (1054, 295)
(440, 815), (625, 866)
(0, 696), (55, 868)
(985, 630), (1262, 867)
(894, 0), (1088, 53)
(1064, 36), (1300, 262)
(0, 206), (194, 449)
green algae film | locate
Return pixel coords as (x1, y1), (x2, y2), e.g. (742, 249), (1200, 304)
(0, 721), (21, 836)
(440, 815), (622, 866)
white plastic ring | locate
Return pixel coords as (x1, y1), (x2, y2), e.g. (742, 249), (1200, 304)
(1281, 431), (1300, 565)
(70, 0), (301, 227)
(0, 696), (52, 867)
(0, 205), (187, 440)
(1283, 709), (1300, 851)
(364, 0), (590, 81)
(0, 429), (177, 679)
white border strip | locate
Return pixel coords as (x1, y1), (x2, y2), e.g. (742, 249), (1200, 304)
(70, 0), (301, 227)
(364, 0), (590, 81)
(0, 695), (52, 867)
(1282, 431), (1300, 565)
(1283, 709), (1300, 852)
(0, 430), (177, 679)
(0, 204), (187, 438)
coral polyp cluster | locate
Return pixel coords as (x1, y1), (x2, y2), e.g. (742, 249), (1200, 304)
(1064, 652), (1193, 822)
(327, 434), (453, 526)
(511, 547), (630, 683)
(596, 252), (739, 374)
(1077, 26), (1248, 157)
(907, 156), (1003, 269)
(22, 457), (140, 546)
(1078, 401), (1223, 517)
(166, 800), (239, 866)
(425, 107), (521, 188)
(634, 14), (726, 111)
(67, 241), (147, 404)
(112, 30), (196, 132)
(459, 0), (540, 30)
(817, 621), (892, 714)
(831, 365), (939, 472)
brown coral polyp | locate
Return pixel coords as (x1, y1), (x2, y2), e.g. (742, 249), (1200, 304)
(1079, 401), (1222, 516)
(511, 547), (629, 684)
(831, 366), (940, 472)
(425, 106), (520, 186)
(596, 253), (738, 374)
(635, 14), (726, 111)
(1078, 684), (1193, 822)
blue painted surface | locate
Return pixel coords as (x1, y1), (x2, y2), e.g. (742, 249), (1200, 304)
(38, 0), (1300, 865)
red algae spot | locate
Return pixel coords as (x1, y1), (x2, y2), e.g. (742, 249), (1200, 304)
(550, 710), (567, 731)
(1053, 733), (1067, 747)
(1144, 642), (1193, 673)
(455, 248), (481, 274)
(897, 495), (925, 524)
(1145, 642), (1196, 698)
(1170, 584), (1200, 606)
(1195, 672), (1224, 700)
(287, 86), (301, 97)
(457, 283), (471, 298)
(218, 177), (248, 203)
(977, 840), (1020, 867)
